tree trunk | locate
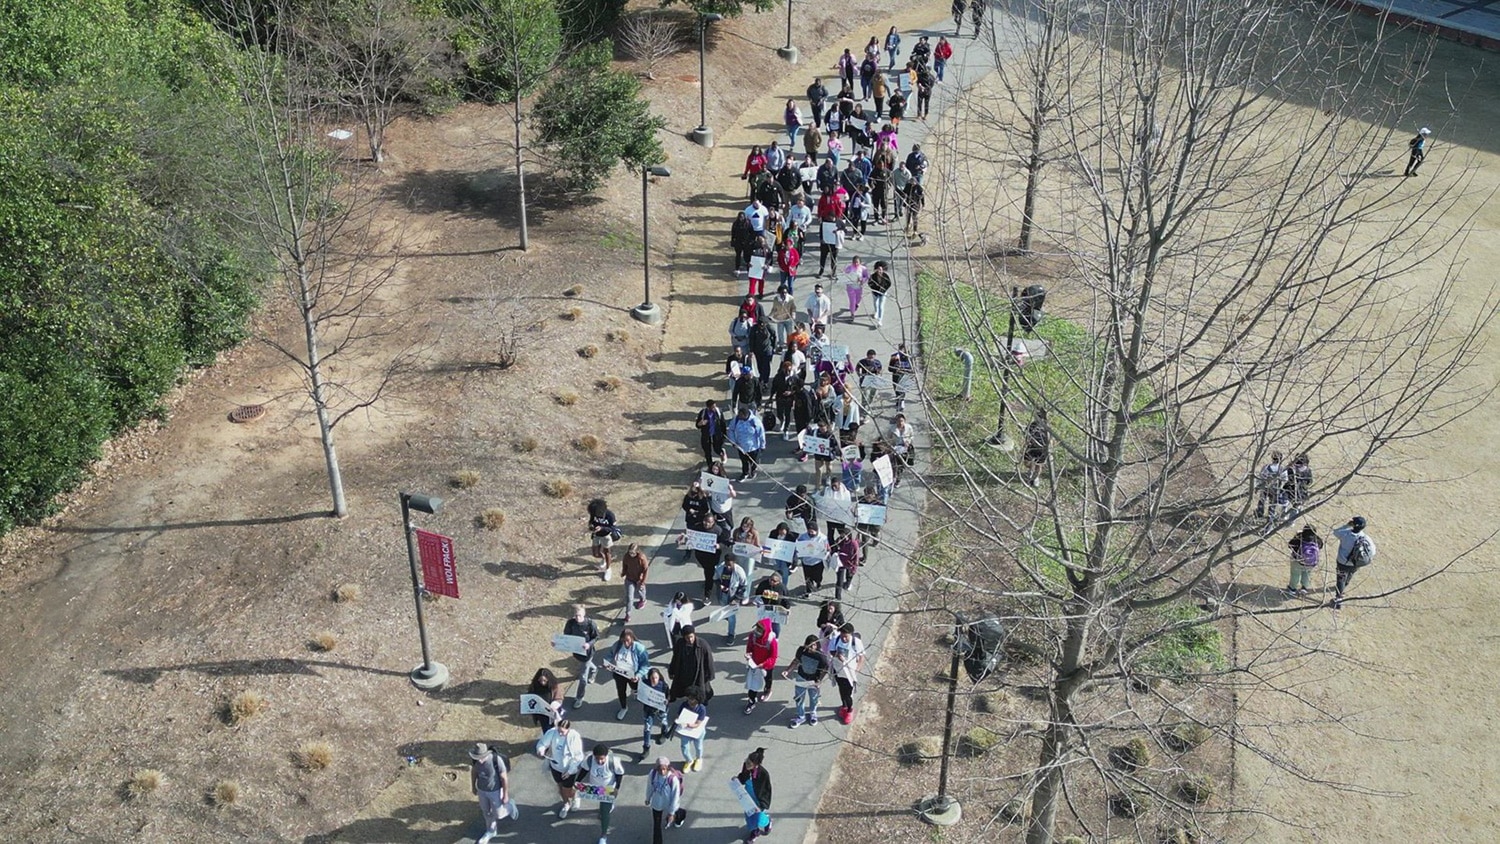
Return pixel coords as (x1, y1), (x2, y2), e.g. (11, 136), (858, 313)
(1026, 602), (1090, 844)
(515, 107), (530, 251)
(1018, 138), (1042, 252)
(298, 267), (349, 518)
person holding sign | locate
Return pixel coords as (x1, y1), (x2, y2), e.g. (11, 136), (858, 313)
(855, 485), (885, 558)
(731, 517), (762, 581)
(715, 555), (749, 642)
(830, 624), (867, 724)
(892, 412), (916, 484)
(690, 512), (730, 602)
(795, 525), (831, 594)
(469, 742), (514, 843)
(675, 693), (709, 771)
(663, 591), (694, 645)
(818, 478), (854, 542)
(639, 667), (671, 754)
(743, 617), (780, 714)
(764, 521), (797, 585)
(579, 744), (625, 844)
(888, 345), (914, 411)
(535, 718), (586, 818)
(783, 635), (832, 728)
(751, 572), (791, 635)
(563, 605), (601, 707)
(527, 668), (566, 732)
(734, 748), (775, 842)
(605, 629), (650, 721)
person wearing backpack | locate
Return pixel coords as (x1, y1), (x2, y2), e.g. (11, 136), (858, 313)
(579, 743), (626, 844)
(1285, 525), (1324, 598)
(645, 755), (686, 843)
(469, 742), (515, 843)
(1331, 516), (1378, 609)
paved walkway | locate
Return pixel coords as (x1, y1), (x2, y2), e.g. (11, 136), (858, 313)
(460, 11), (1002, 844)
(1342, 0), (1500, 47)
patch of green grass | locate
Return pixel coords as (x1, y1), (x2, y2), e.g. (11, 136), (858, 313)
(1137, 602), (1226, 681)
(599, 229), (640, 251)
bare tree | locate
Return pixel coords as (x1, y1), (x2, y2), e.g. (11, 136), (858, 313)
(298, 0), (454, 165)
(212, 0), (416, 517)
(904, 2), (1491, 842)
(618, 10), (684, 80)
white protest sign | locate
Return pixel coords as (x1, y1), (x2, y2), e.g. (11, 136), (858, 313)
(819, 497), (856, 526)
(763, 538), (796, 562)
(551, 633), (589, 656)
(733, 542), (761, 559)
(873, 454), (895, 486)
(683, 529), (720, 553)
(637, 683), (668, 711)
(602, 657), (638, 678)
(757, 606), (790, 627)
(801, 435), (834, 457)
(799, 166), (818, 183)
(520, 693), (555, 717)
(841, 445), (861, 461)
(821, 221), (838, 243)
(795, 536), (829, 560)
(709, 604), (738, 624)
(749, 255), (767, 281)
(575, 783), (618, 803)
(674, 709), (708, 739)
(729, 777), (763, 815)
(827, 344), (849, 362)
(856, 503), (888, 526)
(699, 472), (732, 495)
(860, 375), (892, 391)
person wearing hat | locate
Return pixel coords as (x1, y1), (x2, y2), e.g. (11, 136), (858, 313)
(469, 742), (513, 843)
(579, 743), (625, 844)
(645, 755), (685, 843)
(1331, 516), (1378, 609)
(1405, 127), (1431, 177)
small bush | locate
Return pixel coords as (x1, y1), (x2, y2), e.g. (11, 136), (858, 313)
(515, 436), (539, 453)
(562, 284), (584, 297)
(1178, 775), (1215, 805)
(958, 726), (1002, 757)
(605, 328), (628, 342)
(212, 779), (240, 806)
(1110, 737), (1152, 771)
(999, 797), (1030, 823)
(575, 434), (602, 454)
(596, 376), (622, 392)
(333, 583), (361, 603)
(562, 307), (583, 321)
(577, 344), (599, 358)
(450, 470), (481, 489)
(126, 769), (163, 800)
(296, 741), (334, 771)
(529, 319), (547, 333)
(973, 691), (1011, 715)
(1062, 837), (1086, 844)
(1166, 722), (1212, 752)
(542, 478), (573, 498)
(479, 508), (506, 530)
(895, 736), (941, 765)
(310, 631), (338, 652)
(555, 391), (579, 406)
(1111, 791), (1151, 819)
(228, 691), (268, 725)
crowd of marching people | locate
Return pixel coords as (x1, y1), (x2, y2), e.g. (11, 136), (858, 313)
(461, 23), (968, 844)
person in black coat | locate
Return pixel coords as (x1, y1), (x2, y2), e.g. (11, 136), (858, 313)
(731, 212), (756, 274)
(749, 320), (776, 391)
(736, 748), (774, 841)
(667, 625), (716, 704)
(771, 360), (803, 436)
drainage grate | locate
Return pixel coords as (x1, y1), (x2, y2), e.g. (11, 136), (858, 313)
(228, 404), (267, 424)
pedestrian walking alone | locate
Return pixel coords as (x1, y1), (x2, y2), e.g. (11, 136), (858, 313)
(587, 498), (619, 580)
(469, 742), (514, 843)
(622, 543), (648, 621)
(1404, 127), (1430, 176)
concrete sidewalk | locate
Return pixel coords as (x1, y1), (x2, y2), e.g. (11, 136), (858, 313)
(457, 12), (1003, 844)
(1339, 0), (1500, 49)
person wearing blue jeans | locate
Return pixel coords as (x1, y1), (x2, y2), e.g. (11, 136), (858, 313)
(677, 695), (708, 771)
(640, 668), (671, 754)
(884, 27), (901, 69)
(735, 749), (774, 842)
(784, 635), (831, 727)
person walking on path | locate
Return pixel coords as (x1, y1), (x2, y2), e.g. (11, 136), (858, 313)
(784, 634), (832, 727)
(952, 0), (968, 34)
(868, 260), (893, 325)
(934, 36), (954, 82)
(784, 99), (803, 149)
(884, 26), (901, 69)
(676, 692), (709, 771)
(622, 543), (648, 621)
(1285, 524), (1324, 598)
(696, 399), (727, 465)
(528, 667), (566, 732)
(667, 625), (717, 709)
(806, 283), (834, 329)
(640, 668), (671, 754)
(645, 756), (685, 844)
(1331, 516), (1378, 609)
(469, 742), (514, 843)
(735, 748), (775, 843)
(605, 628), (650, 720)
(728, 405), (768, 481)
(842, 256), (868, 320)
(535, 718), (586, 818)
(587, 498), (619, 580)
(1404, 127), (1431, 177)
(731, 211), (756, 275)
(563, 604), (601, 707)
(836, 48), (856, 91)
(743, 617), (780, 714)
(829, 622), (866, 724)
(806, 77), (828, 128)
(580, 744), (625, 844)
(888, 344), (914, 411)
(716, 552), (750, 641)
(1021, 408), (1049, 485)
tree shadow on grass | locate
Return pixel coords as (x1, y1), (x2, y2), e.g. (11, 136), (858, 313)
(381, 168), (602, 238)
(104, 658), (407, 684)
(302, 799), (473, 844)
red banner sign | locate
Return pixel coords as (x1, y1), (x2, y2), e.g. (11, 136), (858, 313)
(415, 529), (459, 598)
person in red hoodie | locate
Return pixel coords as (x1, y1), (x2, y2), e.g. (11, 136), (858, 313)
(934, 36), (954, 82)
(743, 617), (780, 714)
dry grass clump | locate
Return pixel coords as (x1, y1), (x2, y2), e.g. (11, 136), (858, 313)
(577, 344), (599, 358)
(1111, 791), (1151, 818)
(1109, 737), (1152, 771)
(972, 690), (1011, 715)
(563, 284), (584, 297)
(333, 583), (361, 603)
(596, 376), (622, 392)
(1165, 722), (1212, 752)
(479, 508), (506, 530)
(515, 435), (539, 453)
(554, 391), (579, 406)
(450, 470), (481, 489)
(1177, 775), (1215, 805)
(126, 769), (163, 800)
(575, 434), (603, 454)
(309, 631), (338, 652)
(212, 779), (241, 806)
(227, 691), (269, 725)
(895, 736), (941, 765)
(958, 726), (1002, 757)
(542, 478), (574, 498)
(296, 741), (334, 771)
(605, 328), (629, 342)
(562, 306), (583, 321)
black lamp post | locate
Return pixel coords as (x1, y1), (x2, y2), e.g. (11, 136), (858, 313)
(632, 165), (672, 325)
(690, 13), (724, 147)
(778, 0), (798, 62)
(400, 491), (448, 690)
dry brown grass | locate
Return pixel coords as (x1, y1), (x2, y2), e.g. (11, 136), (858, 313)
(574, 434), (603, 454)
(227, 691), (268, 725)
(554, 391), (579, 406)
(515, 435), (539, 452)
(449, 470), (481, 489)
(562, 306), (583, 321)
(577, 344), (599, 359)
(295, 741), (334, 771)
(542, 479), (573, 498)
(896, 736), (941, 765)
(125, 769), (163, 800)
(563, 284), (584, 297)
(605, 329), (629, 343)
(332, 583), (361, 603)
(529, 319), (547, 333)
(212, 780), (241, 807)
(596, 376), (622, 392)
(309, 631), (338, 652)
(479, 508), (506, 530)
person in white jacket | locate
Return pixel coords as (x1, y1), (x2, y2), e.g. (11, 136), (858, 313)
(579, 743), (626, 844)
(645, 756), (685, 843)
(805, 284), (833, 331)
(535, 719), (586, 818)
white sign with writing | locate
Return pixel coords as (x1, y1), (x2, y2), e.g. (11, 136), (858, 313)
(841, 445), (861, 461)
(763, 538), (796, 562)
(856, 503), (888, 526)
(757, 606), (790, 627)
(873, 454), (895, 486)
(749, 255), (767, 281)
(700, 472), (732, 495)
(800, 166), (818, 183)
(733, 542), (761, 559)
(801, 434), (834, 457)
(821, 221), (838, 243)
(827, 344), (849, 362)
(674, 709), (708, 739)
(729, 776), (763, 815)
(860, 375), (892, 391)
(520, 693), (556, 717)
(683, 529), (720, 553)
(637, 683), (668, 711)
(795, 536), (829, 560)
(551, 633), (589, 656)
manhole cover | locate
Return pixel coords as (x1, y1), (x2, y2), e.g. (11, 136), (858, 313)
(228, 404), (267, 424)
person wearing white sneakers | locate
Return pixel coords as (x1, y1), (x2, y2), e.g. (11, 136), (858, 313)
(645, 756), (686, 844)
(469, 742), (514, 844)
(535, 719), (585, 818)
(587, 498), (619, 580)
(605, 628), (650, 721)
(579, 743), (625, 844)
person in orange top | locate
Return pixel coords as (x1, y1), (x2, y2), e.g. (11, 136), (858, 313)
(786, 323), (810, 353)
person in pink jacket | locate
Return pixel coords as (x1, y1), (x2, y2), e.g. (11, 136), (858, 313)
(743, 617), (780, 714)
(842, 257), (869, 320)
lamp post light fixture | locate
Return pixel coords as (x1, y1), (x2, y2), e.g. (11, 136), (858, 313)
(400, 491), (449, 690)
(632, 165), (673, 325)
(690, 13), (724, 147)
(778, 0), (799, 63)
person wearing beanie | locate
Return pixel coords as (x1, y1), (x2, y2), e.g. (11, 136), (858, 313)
(645, 755), (685, 844)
